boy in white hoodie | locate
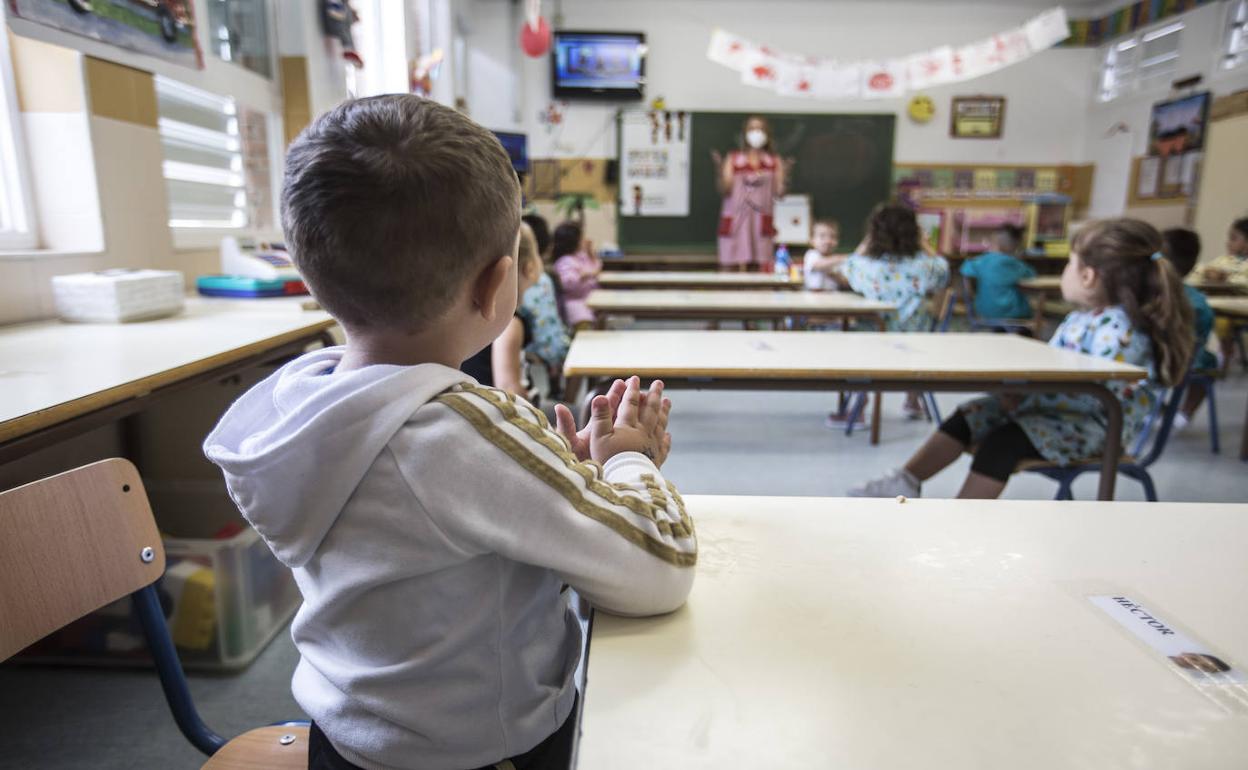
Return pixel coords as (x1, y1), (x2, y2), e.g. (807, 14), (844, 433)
(203, 95), (696, 770)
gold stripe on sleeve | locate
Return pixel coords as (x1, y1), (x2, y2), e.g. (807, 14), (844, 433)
(436, 393), (696, 567)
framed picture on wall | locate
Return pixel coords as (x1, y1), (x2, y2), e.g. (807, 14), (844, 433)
(950, 96), (1006, 139)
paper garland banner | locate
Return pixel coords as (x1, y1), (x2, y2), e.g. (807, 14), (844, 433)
(709, 6), (1069, 101)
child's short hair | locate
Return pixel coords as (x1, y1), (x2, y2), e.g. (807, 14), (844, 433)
(517, 222), (541, 277)
(551, 222), (583, 261)
(1161, 228), (1201, 277)
(996, 224), (1025, 253)
(1233, 217), (1248, 240)
(813, 218), (839, 235)
(282, 95), (520, 331)
(521, 213), (551, 260)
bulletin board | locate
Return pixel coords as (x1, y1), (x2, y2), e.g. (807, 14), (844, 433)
(617, 111), (896, 253)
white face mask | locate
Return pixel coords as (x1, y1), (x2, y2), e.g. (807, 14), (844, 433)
(745, 129), (768, 149)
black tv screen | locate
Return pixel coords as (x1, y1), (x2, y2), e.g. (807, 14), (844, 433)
(492, 130), (528, 174)
(552, 31), (646, 100)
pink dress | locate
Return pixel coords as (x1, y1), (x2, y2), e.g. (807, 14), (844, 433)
(554, 250), (601, 327)
(718, 151), (779, 268)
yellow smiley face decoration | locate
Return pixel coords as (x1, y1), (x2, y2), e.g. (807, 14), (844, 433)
(908, 95), (936, 124)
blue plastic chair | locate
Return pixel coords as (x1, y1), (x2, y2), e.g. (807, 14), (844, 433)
(1021, 378), (1188, 501)
(1186, 369), (1221, 454)
(0, 459), (309, 769)
(959, 275), (1043, 336)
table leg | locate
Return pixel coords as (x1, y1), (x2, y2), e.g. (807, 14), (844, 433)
(1081, 384), (1122, 500)
(870, 392), (882, 445)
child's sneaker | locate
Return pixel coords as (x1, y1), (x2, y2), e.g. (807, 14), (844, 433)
(848, 468), (921, 498)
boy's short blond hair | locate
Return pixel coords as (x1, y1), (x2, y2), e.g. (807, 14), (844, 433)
(282, 95), (521, 331)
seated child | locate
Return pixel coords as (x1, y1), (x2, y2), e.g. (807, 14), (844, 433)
(959, 223), (1036, 322)
(460, 222), (542, 397)
(552, 221), (602, 331)
(849, 218), (1193, 499)
(1161, 228), (1215, 429)
(203, 95), (696, 770)
(802, 218), (843, 290)
(519, 212), (572, 381)
(838, 201), (949, 418)
(1195, 217), (1248, 367)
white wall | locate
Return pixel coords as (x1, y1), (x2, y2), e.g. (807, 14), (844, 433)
(462, 0), (1098, 164)
(1084, 1), (1248, 217)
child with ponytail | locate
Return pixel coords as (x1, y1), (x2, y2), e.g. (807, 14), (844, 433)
(849, 218), (1194, 499)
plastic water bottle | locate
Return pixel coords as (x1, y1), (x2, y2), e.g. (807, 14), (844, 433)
(774, 244), (790, 276)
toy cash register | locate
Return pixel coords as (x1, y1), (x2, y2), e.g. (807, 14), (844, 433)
(197, 237), (308, 297)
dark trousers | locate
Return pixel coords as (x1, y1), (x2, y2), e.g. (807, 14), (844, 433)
(940, 411), (1043, 482)
(309, 693), (580, 770)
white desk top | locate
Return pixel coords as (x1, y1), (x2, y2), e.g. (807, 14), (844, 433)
(587, 290), (894, 315)
(563, 330), (1148, 382)
(1019, 276), (1062, 290)
(1208, 297), (1248, 320)
(579, 495), (1248, 769)
(598, 272), (801, 290)
(0, 296), (335, 443)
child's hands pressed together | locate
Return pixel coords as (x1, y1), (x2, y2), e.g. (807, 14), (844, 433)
(554, 378), (626, 461)
(588, 376), (672, 466)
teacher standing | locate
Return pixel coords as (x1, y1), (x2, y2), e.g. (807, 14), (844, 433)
(716, 115), (787, 272)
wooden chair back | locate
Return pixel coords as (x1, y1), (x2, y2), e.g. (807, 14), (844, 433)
(0, 458), (166, 660)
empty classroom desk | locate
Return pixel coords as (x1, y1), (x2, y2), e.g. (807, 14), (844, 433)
(0, 296), (336, 465)
(563, 331), (1149, 499)
(587, 290), (894, 329)
(577, 494), (1248, 769)
(598, 271), (802, 291)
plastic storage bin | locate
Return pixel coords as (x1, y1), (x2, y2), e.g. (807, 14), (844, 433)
(18, 479), (299, 670)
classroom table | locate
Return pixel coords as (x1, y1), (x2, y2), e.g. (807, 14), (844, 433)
(1208, 297), (1248, 460)
(587, 290), (894, 329)
(1192, 280), (1248, 297)
(600, 253), (719, 271)
(1018, 276), (1072, 318)
(576, 494), (1248, 769)
(564, 331), (1150, 500)
(597, 271), (802, 291)
(0, 296), (336, 465)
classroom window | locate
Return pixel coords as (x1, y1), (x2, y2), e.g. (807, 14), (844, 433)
(0, 31), (37, 250)
(1223, 0), (1248, 71)
(156, 77), (272, 232)
(207, 0), (274, 79)
(1098, 21), (1184, 101)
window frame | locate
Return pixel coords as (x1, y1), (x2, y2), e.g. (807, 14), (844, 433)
(0, 25), (39, 251)
(1221, 0), (1248, 73)
(1097, 19), (1185, 103)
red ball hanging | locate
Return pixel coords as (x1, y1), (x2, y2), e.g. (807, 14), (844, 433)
(520, 16), (551, 58)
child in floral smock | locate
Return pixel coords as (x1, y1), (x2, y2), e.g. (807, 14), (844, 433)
(837, 203), (948, 332)
(850, 218), (1194, 500)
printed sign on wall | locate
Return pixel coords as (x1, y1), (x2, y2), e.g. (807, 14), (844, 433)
(620, 109), (692, 217)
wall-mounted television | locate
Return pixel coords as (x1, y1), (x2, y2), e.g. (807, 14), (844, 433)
(1148, 91), (1210, 157)
(551, 31), (646, 101)
(492, 130), (529, 174)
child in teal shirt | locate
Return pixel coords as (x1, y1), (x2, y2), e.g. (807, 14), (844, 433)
(1161, 228), (1216, 430)
(960, 224), (1035, 321)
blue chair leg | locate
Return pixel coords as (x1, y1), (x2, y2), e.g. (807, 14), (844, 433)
(1122, 466), (1159, 502)
(845, 393), (868, 437)
(925, 393), (942, 424)
(1206, 378), (1220, 455)
(1055, 476), (1075, 500)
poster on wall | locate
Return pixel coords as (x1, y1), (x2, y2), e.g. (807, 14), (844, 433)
(8, 0), (203, 69)
(619, 109), (692, 217)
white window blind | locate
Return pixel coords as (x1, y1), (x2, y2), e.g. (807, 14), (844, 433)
(1224, 0), (1248, 71)
(1098, 21), (1184, 102)
(156, 77), (272, 233)
(0, 28), (37, 250)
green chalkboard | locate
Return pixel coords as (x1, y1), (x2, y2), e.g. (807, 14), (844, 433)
(618, 111), (895, 254)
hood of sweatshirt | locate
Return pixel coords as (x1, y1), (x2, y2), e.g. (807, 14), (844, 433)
(203, 347), (470, 568)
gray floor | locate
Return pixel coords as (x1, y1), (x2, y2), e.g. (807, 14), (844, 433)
(2, 370), (1246, 769)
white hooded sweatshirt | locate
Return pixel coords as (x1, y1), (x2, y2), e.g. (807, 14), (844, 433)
(203, 347), (696, 770)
